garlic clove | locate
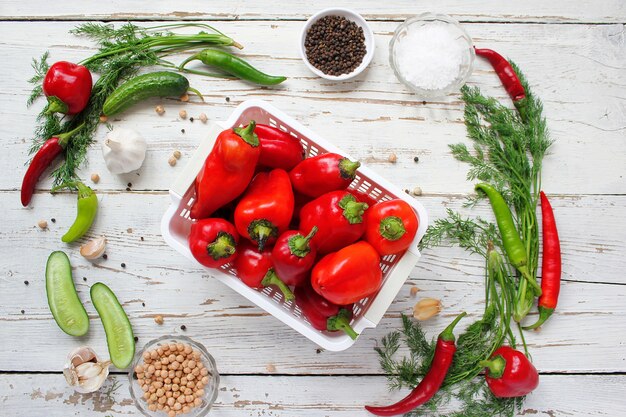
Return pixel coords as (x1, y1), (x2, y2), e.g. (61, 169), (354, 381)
(80, 236), (107, 260)
(64, 346), (112, 393)
(413, 298), (442, 321)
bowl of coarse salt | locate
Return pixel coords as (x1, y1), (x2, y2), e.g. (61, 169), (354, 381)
(389, 13), (474, 99)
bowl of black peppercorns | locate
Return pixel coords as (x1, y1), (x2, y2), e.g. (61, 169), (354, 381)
(300, 8), (375, 81)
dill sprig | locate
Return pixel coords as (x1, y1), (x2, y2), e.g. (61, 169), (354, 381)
(26, 22), (241, 185)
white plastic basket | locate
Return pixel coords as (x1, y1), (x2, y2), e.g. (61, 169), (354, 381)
(161, 100), (429, 351)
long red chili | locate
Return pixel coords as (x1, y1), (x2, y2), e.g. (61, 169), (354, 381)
(474, 48), (528, 121)
(524, 191), (561, 330)
(365, 312), (466, 416)
(20, 123), (84, 207)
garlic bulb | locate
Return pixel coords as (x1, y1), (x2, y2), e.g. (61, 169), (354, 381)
(80, 236), (107, 260)
(102, 128), (147, 174)
(63, 346), (111, 393)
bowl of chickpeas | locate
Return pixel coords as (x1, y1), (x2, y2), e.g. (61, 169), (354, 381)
(129, 336), (220, 417)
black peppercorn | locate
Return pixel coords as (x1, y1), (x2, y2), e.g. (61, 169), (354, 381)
(102, 254), (108, 260)
(121, 263), (126, 268)
(414, 156), (419, 163)
(180, 325), (187, 331)
(51, 218), (56, 223)
(24, 280), (29, 286)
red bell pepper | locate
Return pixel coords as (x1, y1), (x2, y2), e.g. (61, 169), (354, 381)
(189, 218), (239, 268)
(299, 190), (368, 254)
(255, 124), (305, 170)
(364, 199), (419, 255)
(480, 346), (539, 398)
(311, 241), (382, 305)
(190, 121), (261, 220)
(294, 284), (358, 340)
(233, 240), (294, 301)
(234, 168), (294, 251)
(271, 226), (318, 287)
(21, 123), (84, 207)
(289, 153), (360, 198)
(43, 61), (93, 115)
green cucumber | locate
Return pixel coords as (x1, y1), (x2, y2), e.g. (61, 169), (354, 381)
(46, 251), (90, 337)
(90, 282), (135, 368)
(103, 71), (191, 116)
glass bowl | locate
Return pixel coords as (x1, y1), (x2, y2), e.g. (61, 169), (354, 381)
(389, 13), (475, 99)
(128, 336), (220, 417)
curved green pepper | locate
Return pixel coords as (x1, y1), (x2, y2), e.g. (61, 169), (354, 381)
(51, 181), (98, 243)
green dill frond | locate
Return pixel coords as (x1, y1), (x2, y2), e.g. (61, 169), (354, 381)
(27, 51), (50, 107)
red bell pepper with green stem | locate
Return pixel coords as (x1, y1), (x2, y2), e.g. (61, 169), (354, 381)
(295, 284), (358, 340)
(43, 61), (93, 115)
(480, 346), (539, 398)
(21, 123), (84, 207)
(255, 124), (304, 171)
(289, 153), (360, 198)
(189, 218), (239, 268)
(365, 313), (466, 416)
(271, 227), (318, 287)
(299, 190), (368, 254)
(311, 241), (382, 305)
(524, 191), (561, 330)
(234, 169), (294, 251)
(364, 199), (419, 255)
(190, 121), (260, 220)
(233, 240), (294, 301)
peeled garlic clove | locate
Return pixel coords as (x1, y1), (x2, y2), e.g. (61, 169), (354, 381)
(63, 346), (111, 393)
(413, 298), (442, 321)
(80, 236), (107, 260)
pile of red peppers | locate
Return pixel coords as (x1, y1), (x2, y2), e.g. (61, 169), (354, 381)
(186, 121), (420, 340)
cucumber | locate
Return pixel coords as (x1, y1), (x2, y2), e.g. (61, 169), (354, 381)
(46, 251), (89, 337)
(90, 282), (135, 368)
(103, 71), (190, 116)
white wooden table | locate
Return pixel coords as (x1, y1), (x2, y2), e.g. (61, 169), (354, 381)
(1, 2), (625, 416)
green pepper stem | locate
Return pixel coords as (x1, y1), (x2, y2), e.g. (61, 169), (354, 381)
(186, 87), (205, 102)
(522, 306), (554, 330)
(45, 96), (69, 115)
(379, 216), (406, 241)
(233, 120), (259, 147)
(248, 219), (276, 251)
(338, 158), (361, 179)
(206, 232), (236, 260)
(338, 195), (368, 224)
(288, 226), (318, 257)
(479, 355), (506, 379)
(261, 269), (294, 301)
(327, 309), (358, 340)
(56, 123), (86, 148)
(439, 312), (467, 342)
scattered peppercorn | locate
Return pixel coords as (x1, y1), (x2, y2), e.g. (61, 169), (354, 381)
(21, 310), (25, 314)
(181, 129), (185, 134)
(102, 254), (108, 260)
(134, 336), (139, 342)
(51, 218), (56, 223)
(126, 187), (131, 191)
(142, 302), (146, 307)
(141, 237), (145, 241)
(83, 277), (87, 282)
(404, 189), (410, 194)
(127, 182), (132, 187)
(24, 280), (29, 286)
(189, 117), (194, 123)
(316, 348), (322, 354)
(422, 101), (427, 105)
(414, 156), (420, 163)
(180, 325), (187, 331)
(305, 15), (367, 76)
(121, 263), (126, 268)
(225, 97), (230, 102)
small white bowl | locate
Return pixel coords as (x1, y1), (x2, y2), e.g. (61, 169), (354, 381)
(300, 8), (375, 81)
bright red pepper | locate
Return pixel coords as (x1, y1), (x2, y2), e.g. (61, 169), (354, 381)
(20, 123), (84, 207)
(364, 199), (419, 255)
(295, 284), (358, 340)
(233, 240), (294, 301)
(524, 191), (561, 330)
(190, 121), (261, 220)
(189, 218), (239, 268)
(299, 190), (368, 254)
(365, 313), (466, 416)
(255, 124), (305, 170)
(311, 241), (382, 305)
(480, 346), (539, 398)
(289, 153), (360, 198)
(43, 61), (93, 115)
(234, 169), (294, 251)
(271, 227), (318, 287)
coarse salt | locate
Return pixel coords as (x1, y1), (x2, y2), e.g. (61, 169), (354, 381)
(395, 22), (466, 90)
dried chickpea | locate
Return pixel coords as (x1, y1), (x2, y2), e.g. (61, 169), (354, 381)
(179, 109), (188, 119)
(37, 219), (49, 229)
(172, 384), (180, 392)
(148, 404), (157, 412)
(187, 374), (195, 381)
(169, 343), (178, 352)
(143, 392), (150, 400)
(199, 113), (208, 123)
(157, 403), (164, 410)
(168, 156), (177, 167)
(149, 386), (156, 394)
(183, 367), (191, 374)
(196, 389), (205, 397)
(177, 395), (186, 404)
(176, 354), (185, 363)
(183, 345), (192, 354)
(186, 395), (194, 403)
(201, 376), (209, 385)
(150, 351), (158, 360)
(150, 393), (157, 402)
(168, 353), (176, 362)
(183, 406), (191, 413)
(177, 343), (185, 352)
(173, 376), (181, 384)
(192, 368), (200, 376)
(157, 388), (165, 397)
(388, 152), (397, 163)
(174, 403), (182, 411)
(167, 397), (176, 407)
(173, 150), (182, 160)
(165, 378), (172, 384)
(158, 396), (167, 405)
(181, 377), (188, 385)
(171, 361), (180, 370)
(194, 398), (202, 407)
(155, 105), (165, 115)
(168, 411), (176, 417)
(200, 368), (208, 376)
(180, 94), (189, 103)
(143, 351), (151, 360)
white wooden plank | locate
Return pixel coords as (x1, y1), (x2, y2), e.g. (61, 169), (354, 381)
(1, 191), (625, 373)
(0, 21), (624, 195)
(2, 373), (626, 416)
(1, 0), (625, 23)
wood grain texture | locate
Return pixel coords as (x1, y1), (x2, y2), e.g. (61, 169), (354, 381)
(1, 1), (625, 23)
(2, 374), (626, 416)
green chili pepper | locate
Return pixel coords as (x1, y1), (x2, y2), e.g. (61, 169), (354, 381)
(179, 49), (287, 86)
(51, 181), (98, 243)
(475, 183), (541, 295)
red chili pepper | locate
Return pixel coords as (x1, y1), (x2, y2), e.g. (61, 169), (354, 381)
(364, 199), (419, 255)
(189, 218), (239, 268)
(20, 123), (84, 207)
(365, 313), (466, 416)
(524, 191), (561, 330)
(474, 48), (528, 121)
(289, 153), (360, 198)
(234, 169), (294, 251)
(294, 284), (358, 340)
(271, 227), (318, 287)
(190, 121), (261, 220)
(233, 240), (294, 301)
(299, 190), (368, 254)
(480, 346), (539, 398)
(254, 124), (305, 171)
(43, 61), (93, 115)
(311, 241), (382, 305)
